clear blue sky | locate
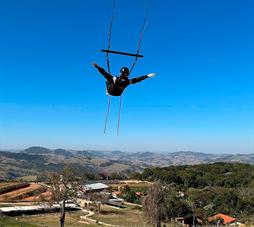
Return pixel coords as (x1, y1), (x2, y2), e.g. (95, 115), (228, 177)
(0, 0), (253, 153)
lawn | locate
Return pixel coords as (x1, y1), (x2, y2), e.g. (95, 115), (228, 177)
(0, 211), (100, 227)
(93, 205), (182, 227)
(0, 217), (37, 227)
(18, 211), (96, 227)
(1, 207), (150, 227)
(1, 205), (179, 227)
(92, 206), (153, 226)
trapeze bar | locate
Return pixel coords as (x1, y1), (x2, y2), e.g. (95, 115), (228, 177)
(101, 49), (144, 58)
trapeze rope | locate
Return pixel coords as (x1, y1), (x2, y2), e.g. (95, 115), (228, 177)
(104, 0), (115, 134)
(130, 0), (151, 74)
(117, 95), (123, 136)
(104, 95), (111, 134)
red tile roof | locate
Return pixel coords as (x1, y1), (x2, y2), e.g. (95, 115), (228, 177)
(209, 213), (236, 225)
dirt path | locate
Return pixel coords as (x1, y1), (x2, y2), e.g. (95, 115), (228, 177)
(124, 201), (142, 208)
(80, 208), (119, 227)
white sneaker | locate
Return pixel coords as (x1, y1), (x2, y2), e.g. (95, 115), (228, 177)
(147, 73), (156, 78)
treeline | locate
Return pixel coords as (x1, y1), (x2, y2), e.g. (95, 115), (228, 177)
(131, 162), (254, 188)
(186, 186), (254, 218)
(134, 162), (254, 222)
(142, 182), (254, 226)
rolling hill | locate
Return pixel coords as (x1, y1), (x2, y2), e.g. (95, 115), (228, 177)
(0, 146), (253, 180)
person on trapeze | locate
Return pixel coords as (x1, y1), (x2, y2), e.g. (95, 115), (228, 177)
(92, 63), (156, 96)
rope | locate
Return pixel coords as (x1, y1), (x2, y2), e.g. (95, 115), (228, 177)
(106, 0), (115, 73)
(117, 95), (123, 136)
(130, 0), (151, 74)
(104, 0), (115, 134)
(104, 95), (111, 134)
(103, 0), (151, 135)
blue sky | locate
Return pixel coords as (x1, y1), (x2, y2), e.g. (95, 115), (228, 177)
(0, 0), (253, 153)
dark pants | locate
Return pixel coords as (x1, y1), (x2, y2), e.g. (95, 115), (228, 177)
(106, 81), (125, 96)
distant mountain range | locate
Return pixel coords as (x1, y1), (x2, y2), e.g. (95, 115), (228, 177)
(0, 146), (253, 180)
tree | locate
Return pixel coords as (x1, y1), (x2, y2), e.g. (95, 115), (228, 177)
(89, 192), (110, 213)
(110, 172), (126, 180)
(186, 196), (196, 227)
(46, 167), (81, 227)
(186, 188), (207, 227)
(142, 182), (168, 227)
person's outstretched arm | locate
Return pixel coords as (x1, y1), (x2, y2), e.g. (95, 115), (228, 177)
(92, 62), (113, 82)
(129, 73), (156, 84)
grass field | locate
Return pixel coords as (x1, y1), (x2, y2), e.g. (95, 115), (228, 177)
(18, 211), (97, 227)
(2, 210), (253, 227)
(0, 217), (37, 227)
(4, 208), (150, 227)
(16, 176), (37, 182)
(93, 205), (181, 227)
(93, 206), (151, 226)
(0, 206), (151, 227)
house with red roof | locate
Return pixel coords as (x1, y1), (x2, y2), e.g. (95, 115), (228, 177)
(208, 213), (239, 226)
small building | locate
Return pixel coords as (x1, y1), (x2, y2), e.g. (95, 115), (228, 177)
(106, 198), (125, 208)
(0, 203), (79, 216)
(209, 213), (238, 226)
(83, 183), (109, 192)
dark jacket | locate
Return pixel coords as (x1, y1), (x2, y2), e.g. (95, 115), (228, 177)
(96, 66), (148, 96)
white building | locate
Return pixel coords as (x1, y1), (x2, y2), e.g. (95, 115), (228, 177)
(83, 183), (109, 192)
